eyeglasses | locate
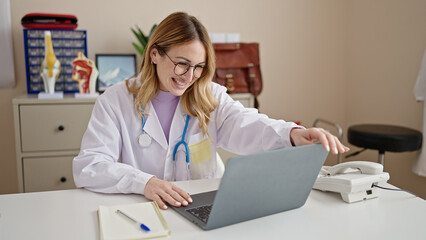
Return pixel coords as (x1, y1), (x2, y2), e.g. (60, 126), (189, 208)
(157, 46), (206, 79)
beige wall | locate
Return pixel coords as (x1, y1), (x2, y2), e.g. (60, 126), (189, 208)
(1, 0), (425, 199)
(346, 0), (426, 198)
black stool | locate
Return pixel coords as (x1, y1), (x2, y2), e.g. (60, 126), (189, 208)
(347, 124), (422, 165)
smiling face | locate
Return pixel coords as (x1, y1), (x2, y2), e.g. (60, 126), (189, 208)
(150, 40), (206, 96)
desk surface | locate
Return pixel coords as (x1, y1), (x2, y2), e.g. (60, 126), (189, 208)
(0, 179), (425, 240)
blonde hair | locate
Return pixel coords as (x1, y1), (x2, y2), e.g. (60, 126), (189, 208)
(127, 12), (217, 136)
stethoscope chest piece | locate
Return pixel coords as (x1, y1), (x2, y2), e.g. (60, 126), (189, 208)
(138, 132), (152, 147)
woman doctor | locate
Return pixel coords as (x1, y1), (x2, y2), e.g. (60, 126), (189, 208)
(73, 12), (349, 210)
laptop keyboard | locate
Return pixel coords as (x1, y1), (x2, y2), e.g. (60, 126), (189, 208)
(186, 204), (212, 224)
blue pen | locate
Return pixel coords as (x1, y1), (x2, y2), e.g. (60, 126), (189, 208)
(116, 209), (151, 232)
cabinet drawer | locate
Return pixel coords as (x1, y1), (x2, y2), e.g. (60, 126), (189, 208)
(229, 93), (254, 108)
(19, 104), (93, 152)
(23, 156), (76, 192)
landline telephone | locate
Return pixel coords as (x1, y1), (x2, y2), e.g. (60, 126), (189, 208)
(313, 161), (390, 203)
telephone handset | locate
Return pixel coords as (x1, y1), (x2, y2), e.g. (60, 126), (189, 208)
(326, 161), (384, 175)
(313, 161), (390, 203)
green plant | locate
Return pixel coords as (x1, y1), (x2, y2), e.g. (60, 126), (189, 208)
(131, 24), (157, 57)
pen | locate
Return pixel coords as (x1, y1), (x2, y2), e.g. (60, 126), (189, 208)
(116, 209), (151, 232)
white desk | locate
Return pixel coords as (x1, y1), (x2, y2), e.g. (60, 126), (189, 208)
(0, 179), (425, 240)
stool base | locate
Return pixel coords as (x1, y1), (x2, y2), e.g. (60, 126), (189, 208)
(378, 152), (385, 165)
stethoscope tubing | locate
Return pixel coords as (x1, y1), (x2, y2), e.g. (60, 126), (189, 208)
(140, 105), (191, 181)
(172, 114), (190, 181)
(173, 114), (190, 163)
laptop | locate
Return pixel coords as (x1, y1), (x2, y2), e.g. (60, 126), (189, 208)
(171, 143), (328, 230)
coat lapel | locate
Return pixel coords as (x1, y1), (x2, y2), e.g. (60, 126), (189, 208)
(143, 101), (168, 150)
(169, 100), (188, 143)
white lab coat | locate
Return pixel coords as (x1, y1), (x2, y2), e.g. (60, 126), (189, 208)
(73, 78), (299, 194)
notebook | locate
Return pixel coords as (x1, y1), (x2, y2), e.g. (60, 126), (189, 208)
(98, 201), (170, 240)
(171, 143), (328, 230)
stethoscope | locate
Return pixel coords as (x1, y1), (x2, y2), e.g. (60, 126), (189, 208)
(138, 106), (191, 181)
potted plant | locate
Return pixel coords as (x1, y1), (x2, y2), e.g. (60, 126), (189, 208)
(131, 24), (157, 57)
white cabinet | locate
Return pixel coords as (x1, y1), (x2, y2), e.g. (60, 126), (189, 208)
(13, 93), (254, 192)
(13, 95), (95, 192)
(228, 93), (255, 108)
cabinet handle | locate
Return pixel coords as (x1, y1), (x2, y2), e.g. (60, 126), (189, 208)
(60, 177), (67, 183)
(58, 125), (65, 131)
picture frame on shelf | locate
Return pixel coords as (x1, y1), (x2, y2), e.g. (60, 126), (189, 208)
(95, 54), (137, 93)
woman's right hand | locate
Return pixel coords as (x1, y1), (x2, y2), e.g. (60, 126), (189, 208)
(144, 177), (193, 210)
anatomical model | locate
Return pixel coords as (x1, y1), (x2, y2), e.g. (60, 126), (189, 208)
(40, 31), (61, 94)
(72, 52), (98, 94)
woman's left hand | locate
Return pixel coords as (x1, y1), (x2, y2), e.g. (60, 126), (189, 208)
(290, 128), (350, 154)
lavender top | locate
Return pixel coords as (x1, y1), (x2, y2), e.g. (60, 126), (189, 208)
(151, 90), (180, 143)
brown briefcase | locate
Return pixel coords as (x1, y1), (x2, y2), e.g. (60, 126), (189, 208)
(213, 43), (262, 107)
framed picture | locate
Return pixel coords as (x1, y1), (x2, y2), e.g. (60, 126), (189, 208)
(95, 54), (137, 92)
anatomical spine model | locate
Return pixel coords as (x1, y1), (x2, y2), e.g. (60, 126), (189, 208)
(40, 31), (61, 94)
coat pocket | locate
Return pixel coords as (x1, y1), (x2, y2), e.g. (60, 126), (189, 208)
(189, 135), (215, 179)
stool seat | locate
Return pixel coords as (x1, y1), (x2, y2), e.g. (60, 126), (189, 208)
(348, 124), (422, 153)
